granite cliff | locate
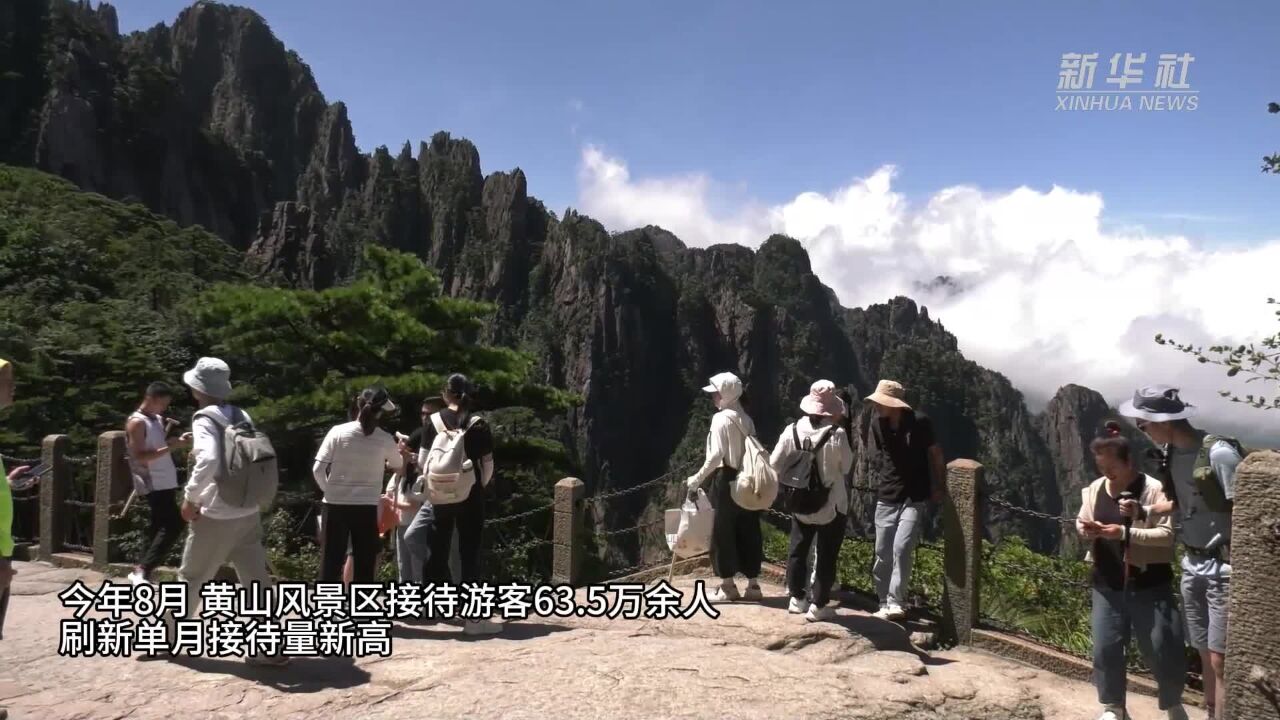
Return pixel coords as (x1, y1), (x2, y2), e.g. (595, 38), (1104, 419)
(1, 0), (1140, 559)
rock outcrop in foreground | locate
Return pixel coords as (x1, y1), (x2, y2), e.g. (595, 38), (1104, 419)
(0, 562), (1164, 719)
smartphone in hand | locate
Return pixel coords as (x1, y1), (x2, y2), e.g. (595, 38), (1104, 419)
(10, 462), (50, 491)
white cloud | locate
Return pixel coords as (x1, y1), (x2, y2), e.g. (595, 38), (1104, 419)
(577, 145), (1280, 443)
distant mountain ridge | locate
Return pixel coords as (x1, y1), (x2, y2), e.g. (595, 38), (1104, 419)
(2, 0), (1155, 555)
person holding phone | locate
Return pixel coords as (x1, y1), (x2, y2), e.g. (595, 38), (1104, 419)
(1076, 422), (1188, 720)
(126, 382), (192, 585)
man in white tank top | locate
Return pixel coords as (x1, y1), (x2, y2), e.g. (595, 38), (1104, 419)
(125, 382), (191, 584)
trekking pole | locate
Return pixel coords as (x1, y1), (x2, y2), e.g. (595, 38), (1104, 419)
(1119, 490), (1136, 590)
(115, 489), (137, 520)
(1118, 488), (1136, 719)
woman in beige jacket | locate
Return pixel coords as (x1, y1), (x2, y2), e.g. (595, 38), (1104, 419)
(1076, 422), (1188, 720)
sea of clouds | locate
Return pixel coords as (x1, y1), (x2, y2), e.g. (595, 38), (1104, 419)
(578, 146), (1279, 445)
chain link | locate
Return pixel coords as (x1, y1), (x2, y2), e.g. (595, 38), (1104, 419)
(484, 501), (555, 528)
(988, 495), (1077, 526)
(585, 471), (678, 506)
(596, 517), (665, 539)
(985, 555), (1093, 591)
(0, 453), (40, 466)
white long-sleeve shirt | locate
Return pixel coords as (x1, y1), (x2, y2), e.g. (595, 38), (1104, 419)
(770, 416), (854, 525)
(184, 404), (259, 520)
(689, 407), (755, 487)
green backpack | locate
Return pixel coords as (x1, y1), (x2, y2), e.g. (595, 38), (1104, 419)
(1192, 434), (1250, 513)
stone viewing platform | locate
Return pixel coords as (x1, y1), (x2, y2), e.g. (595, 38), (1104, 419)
(0, 562), (1166, 720)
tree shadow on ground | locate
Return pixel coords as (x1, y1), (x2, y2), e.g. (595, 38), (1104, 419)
(392, 620), (574, 643)
(162, 655), (372, 693)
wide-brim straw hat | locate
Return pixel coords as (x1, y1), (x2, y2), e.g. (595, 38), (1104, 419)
(865, 379), (911, 410)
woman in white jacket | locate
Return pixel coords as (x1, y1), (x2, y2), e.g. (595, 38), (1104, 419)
(686, 372), (764, 603)
(771, 380), (853, 622)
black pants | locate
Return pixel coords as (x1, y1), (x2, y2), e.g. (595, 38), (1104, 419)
(708, 467), (763, 579)
(320, 504), (380, 584)
(424, 485), (485, 586)
(140, 488), (185, 575)
(0, 557), (10, 640)
(788, 512), (845, 608)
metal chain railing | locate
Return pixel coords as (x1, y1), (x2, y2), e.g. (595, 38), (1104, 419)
(0, 453), (40, 466)
(484, 500), (555, 528)
(988, 494), (1077, 526)
(985, 553), (1093, 591)
(596, 517), (665, 539)
(584, 468), (682, 507)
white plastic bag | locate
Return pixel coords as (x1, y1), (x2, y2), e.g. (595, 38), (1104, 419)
(665, 488), (715, 558)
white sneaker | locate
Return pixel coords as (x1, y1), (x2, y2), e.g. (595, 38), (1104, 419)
(787, 596), (807, 614)
(805, 604), (835, 623)
(245, 654), (290, 667)
(1165, 705), (1188, 720)
(741, 582), (763, 602)
(128, 568), (149, 586)
(708, 583), (741, 603)
(882, 602), (906, 620)
(463, 618), (503, 636)
(1096, 706), (1126, 720)
(872, 604), (891, 619)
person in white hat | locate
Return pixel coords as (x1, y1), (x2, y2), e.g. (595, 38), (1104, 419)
(770, 380), (853, 622)
(863, 379), (945, 621)
(172, 357), (288, 666)
(686, 372), (764, 603)
(1118, 385), (1244, 720)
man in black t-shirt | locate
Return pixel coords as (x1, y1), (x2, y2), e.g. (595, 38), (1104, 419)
(863, 380), (945, 621)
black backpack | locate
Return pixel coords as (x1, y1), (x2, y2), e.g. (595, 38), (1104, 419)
(779, 424), (833, 515)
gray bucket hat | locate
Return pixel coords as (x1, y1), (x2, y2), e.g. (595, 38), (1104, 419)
(1118, 385), (1197, 423)
(183, 357), (233, 400)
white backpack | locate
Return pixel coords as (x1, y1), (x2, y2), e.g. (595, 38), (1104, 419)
(194, 406), (279, 510)
(421, 413), (483, 505)
(726, 415), (779, 511)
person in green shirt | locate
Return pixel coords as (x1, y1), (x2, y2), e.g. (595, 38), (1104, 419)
(1, 357), (23, 652)
(1, 357), (18, 720)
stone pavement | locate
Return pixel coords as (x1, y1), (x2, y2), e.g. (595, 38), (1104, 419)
(0, 561), (1167, 719)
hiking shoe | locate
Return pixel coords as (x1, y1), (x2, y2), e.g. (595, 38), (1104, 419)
(1096, 706), (1126, 720)
(872, 604), (892, 620)
(708, 584), (741, 603)
(464, 618), (502, 636)
(1165, 705), (1189, 720)
(245, 654), (291, 667)
(805, 604), (835, 623)
(741, 583), (763, 602)
(881, 603), (906, 621)
(128, 568), (149, 586)
(787, 596), (807, 614)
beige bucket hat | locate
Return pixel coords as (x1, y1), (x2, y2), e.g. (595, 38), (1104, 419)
(865, 379), (911, 410)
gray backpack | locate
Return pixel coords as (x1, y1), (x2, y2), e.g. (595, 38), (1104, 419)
(194, 407), (278, 510)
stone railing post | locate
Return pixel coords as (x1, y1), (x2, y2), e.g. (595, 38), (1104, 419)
(942, 459), (983, 645)
(38, 434), (70, 560)
(552, 477), (585, 585)
(93, 431), (130, 569)
(1224, 450), (1280, 720)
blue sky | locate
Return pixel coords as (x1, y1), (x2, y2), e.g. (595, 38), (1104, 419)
(116, 0), (1280, 245)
